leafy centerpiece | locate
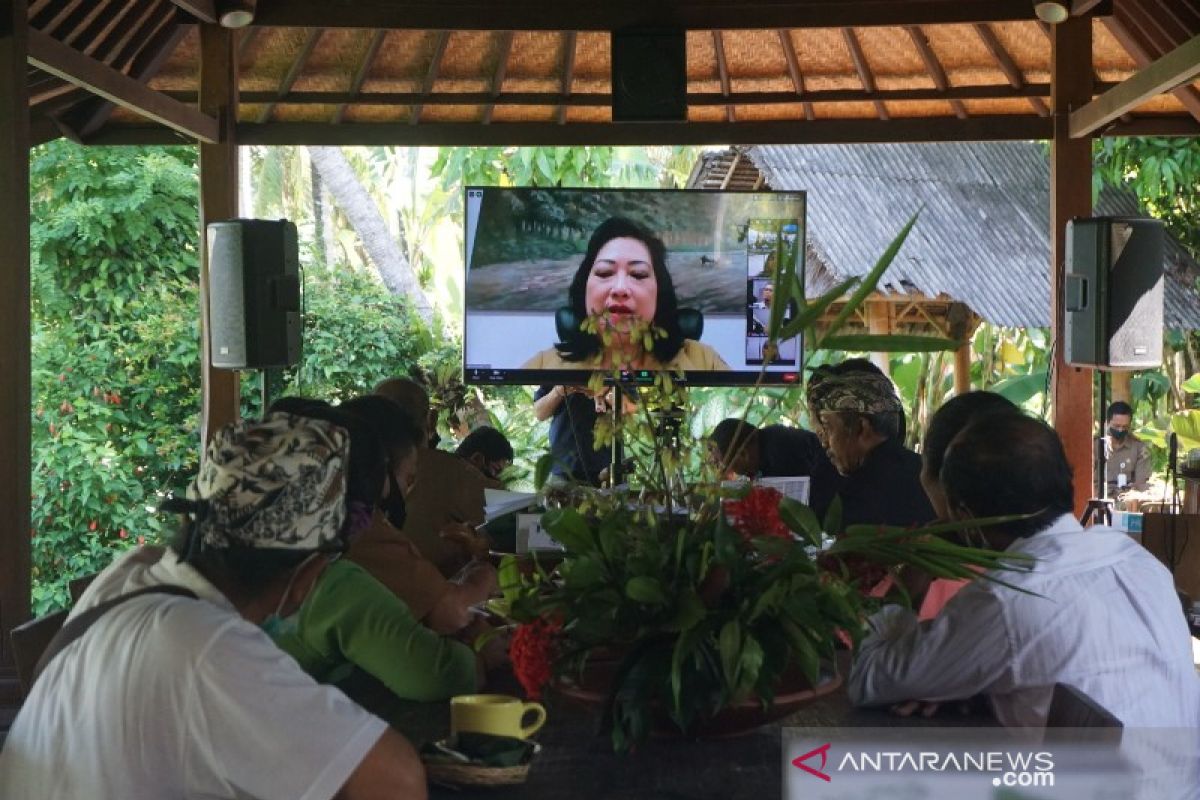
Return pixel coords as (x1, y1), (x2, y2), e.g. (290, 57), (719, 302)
(497, 212), (1026, 749)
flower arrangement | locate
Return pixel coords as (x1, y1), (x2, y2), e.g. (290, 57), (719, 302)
(498, 212), (1028, 750)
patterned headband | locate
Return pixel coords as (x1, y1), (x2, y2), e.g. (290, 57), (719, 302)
(185, 412), (349, 551)
(807, 370), (903, 417)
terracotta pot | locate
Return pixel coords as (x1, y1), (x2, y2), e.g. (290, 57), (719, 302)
(553, 654), (842, 738)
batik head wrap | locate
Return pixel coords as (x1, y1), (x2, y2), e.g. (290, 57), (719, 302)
(807, 367), (904, 417)
(178, 412), (349, 551)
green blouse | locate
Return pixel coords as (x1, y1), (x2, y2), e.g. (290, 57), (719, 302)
(272, 559), (477, 702)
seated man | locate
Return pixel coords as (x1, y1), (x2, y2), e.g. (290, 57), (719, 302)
(374, 377), (490, 577)
(707, 418), (840, 520)
(848, 413), (1200, 728)
(455, 425), (514, 488)
(806, 361), (933, 528)
(0, 413), (425, 800)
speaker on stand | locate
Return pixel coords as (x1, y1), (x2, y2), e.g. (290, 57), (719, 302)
(206, 219), (303, 411)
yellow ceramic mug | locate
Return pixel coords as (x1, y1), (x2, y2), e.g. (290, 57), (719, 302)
(450, 694), (547, 739)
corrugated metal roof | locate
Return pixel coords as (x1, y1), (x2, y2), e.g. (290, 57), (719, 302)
(739, 142), (1200, 329)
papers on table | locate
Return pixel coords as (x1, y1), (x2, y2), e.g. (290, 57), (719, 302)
(516, 513), (564, 554)
(484, 488), (539, 522)
(755, 475), (810, 505)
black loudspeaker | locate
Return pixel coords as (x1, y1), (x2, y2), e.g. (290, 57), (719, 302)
(611, 28), (687, 122)
(1065, 217), (1163, 369)
(206, 219), (302, 369)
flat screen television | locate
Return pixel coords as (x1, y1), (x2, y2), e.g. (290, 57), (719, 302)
(463, 187), (806, 387)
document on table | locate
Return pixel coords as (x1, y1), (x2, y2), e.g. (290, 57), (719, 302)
(755, 476), (810, 505)
(484, 488), (539, 521)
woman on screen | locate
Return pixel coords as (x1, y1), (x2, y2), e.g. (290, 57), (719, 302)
(521, 217), (730, 372)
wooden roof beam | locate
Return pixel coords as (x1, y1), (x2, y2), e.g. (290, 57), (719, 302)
(26, 28), (217, 141)
(169, 0), (216, 23)
(1070, 33), (1200, 137)
(1103, 14), (1200, 122)
(256, 1), (1044, 30)
(93, 0), (167, 67)
(73, 9), (187, 139)
(76, 0), (136, 55)
(333, 29), (384, 125)
(36, 0), (88, 38)
(842, 27), (887, 120)
(258, 27), (321, 124)
(556, 31), (576, 125)
(482, 31), (513, 125)
(58, 0), (113, 46)
(167, 82), (1072, 106)
(713, 30), (734, 123)
(777, 30), (814, 122)
(974, 22), (1050, 117)
(410, 30), (448, 126)
(906, 25), (967, 119)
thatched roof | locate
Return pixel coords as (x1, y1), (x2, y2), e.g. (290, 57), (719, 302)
(23, 0), (1200, 146)
(688, 143), (1200, 329)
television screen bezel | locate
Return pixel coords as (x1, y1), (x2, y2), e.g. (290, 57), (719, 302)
(461, 185), (807, 389)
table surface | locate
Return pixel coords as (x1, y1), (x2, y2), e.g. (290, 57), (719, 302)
(374, 658), (996, 800)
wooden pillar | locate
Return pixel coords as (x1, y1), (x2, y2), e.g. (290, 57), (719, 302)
(0, 0), (31, 673)
(866, 299), (891, 377)
(199, 24), (240, 444)
(953, 340), (972, 395)
(1110, 370), (1132, 405)
(1051, 16), (1094, 515)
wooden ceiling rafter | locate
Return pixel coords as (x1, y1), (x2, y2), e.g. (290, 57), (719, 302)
(333, 28), (384, 125)
(258, 26), (321, 124)
(237, 25), (259, 62)
(841, 27), (888, 120)
(72, 7), (187, 140)
(26, 27), (217, 141)
(95, 0), (169, 69)
(254, 1), (1045, 31)
(777, 30), (814, 121)
(905, 25), (967, 119)
(76, 0), (137, 56)
(481, 31), (513, 125)
(28, 0), (55, 17)
(410, 30), (449, 126)
(713, 29), (734, 122)
(1135, 0), (1192, 50)
(1071, 33), (1200, 137)
(168, 0), (216, 24)
(36, 0), (90, 39)
(164, 82), (1078, 108)
(556, 30), (576, 125)
(1103, 13), (1200, 122)
(974, 22), (1049, 117)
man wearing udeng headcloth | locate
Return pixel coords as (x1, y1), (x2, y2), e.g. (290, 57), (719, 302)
(0, 413), (426, 800)
(522, 216), (731, 372)
(806, 360), (934, 529)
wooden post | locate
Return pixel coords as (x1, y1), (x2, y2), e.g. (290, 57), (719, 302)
(0, 0), (31, 675)
(866, 299), (891, 377)
(1051, 16), (1094, 515)
(199, 24), (240, 444)
(953, 339), (972, 395)
(1110, 370), (1132, 405)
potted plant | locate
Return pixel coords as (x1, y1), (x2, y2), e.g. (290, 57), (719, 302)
(496, 213), (1029, 750)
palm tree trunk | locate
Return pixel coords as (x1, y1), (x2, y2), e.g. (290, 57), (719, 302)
(307, 145), (434, 325)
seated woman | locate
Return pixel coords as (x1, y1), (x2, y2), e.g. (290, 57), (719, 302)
(522, 217), (730, 372)
(266, 398), (482, 704)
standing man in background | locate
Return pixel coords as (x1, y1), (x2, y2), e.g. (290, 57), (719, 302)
(1104, 400), (1152, 496)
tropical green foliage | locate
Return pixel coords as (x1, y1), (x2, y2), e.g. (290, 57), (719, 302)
(30, 142), (203, 614)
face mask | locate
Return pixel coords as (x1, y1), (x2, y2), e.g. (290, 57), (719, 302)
(380, 472), (408, 530)
(1108, 426), (1128, 440)
(260, 554), (317, 640)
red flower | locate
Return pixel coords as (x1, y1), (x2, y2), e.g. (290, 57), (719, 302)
(509, 617), (561, 700)
(724, 486), (790, 542)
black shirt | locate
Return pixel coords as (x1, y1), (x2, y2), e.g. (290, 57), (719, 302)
(834, 437), (936, 530)
(756, 425), (841, 521)
(534, 385), (610, 485)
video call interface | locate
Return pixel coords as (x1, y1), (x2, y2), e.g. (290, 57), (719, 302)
(462, 187), (807, 387)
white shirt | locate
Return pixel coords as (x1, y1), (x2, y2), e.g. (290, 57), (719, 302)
(848, 515), (1200, 728)
(0, 546), (388, 800)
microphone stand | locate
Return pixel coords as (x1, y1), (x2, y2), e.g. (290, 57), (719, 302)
(1167, 432), (1180, 575)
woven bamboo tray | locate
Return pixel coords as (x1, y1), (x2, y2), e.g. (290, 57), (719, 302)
(424, 760), (532, 788)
